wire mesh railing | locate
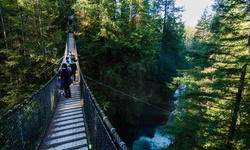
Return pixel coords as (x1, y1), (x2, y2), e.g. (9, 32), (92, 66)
(0, 74), (60, 149)
(0, 32), (127, 150)
(79, 71), (127, 150)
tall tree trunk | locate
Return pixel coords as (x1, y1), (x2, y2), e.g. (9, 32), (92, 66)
(161, 0), (167, 51)
(129, 0), (133, 25)
(37, 0), (43, 39)
(0, 6), (8, 49)
(226, 64), (247, 150)
(247, 27), (250, 53)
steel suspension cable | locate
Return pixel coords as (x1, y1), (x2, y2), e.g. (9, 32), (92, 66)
(83, 75), (221, 133)
(83, 75), (171, 113)
(37, 56), (64, 77)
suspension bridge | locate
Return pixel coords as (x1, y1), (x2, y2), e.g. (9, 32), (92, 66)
(0, 32), (127, 150)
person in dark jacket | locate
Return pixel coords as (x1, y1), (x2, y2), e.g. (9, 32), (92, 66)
(60, 63), (72, 98)
(69, 54), (77, 82)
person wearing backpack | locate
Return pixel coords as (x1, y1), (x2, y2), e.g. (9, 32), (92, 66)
(60, 63), (72, 98)
(70, 54), (77, 82)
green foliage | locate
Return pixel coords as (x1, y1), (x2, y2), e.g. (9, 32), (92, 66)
(166, 1), (250, 149)
(73, 0), (187, 146)
(0, 0), (66, 114)
(185, 25), (196, 50)
(1, 0), (188, 147)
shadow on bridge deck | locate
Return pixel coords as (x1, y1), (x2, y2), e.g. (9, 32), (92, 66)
(38, 84), (89, 150)
(0, 31), (127, 150)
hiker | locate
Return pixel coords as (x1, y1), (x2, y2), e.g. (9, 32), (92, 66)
(69, 54), (77, 82)
(66, 52), (73, 64)
(60, 63), (72, 98)
(57, 75), (64, 96)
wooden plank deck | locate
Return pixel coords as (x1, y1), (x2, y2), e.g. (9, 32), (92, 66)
(39, 84), (89, 150)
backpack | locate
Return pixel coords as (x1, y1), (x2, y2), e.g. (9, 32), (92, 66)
(62, 68), (71, 78)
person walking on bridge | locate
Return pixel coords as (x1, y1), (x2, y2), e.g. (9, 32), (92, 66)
(69, 53), (77, 82)
(60, 63), (72, 98)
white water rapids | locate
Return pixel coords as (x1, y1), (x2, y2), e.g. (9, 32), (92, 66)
(132, 84), (186, 150)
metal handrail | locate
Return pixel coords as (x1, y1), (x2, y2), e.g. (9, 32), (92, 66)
(0, 73), (60, 149)
(79, 71), (127, 150)
(0, 32), (127, 150)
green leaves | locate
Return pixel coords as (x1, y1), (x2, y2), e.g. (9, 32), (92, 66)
(74, 0), (188, 145)
(166, 1), (250, 149)
(0, 0), (65, 114)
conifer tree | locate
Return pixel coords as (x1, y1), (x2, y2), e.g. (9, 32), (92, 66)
(0, 0), (65, 114)
(73, 0), (186, 146)
(165, 1), (250, 149)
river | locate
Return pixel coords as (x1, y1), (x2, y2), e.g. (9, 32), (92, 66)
(127, 85), (185, 149)
(130, 103), (172, 149)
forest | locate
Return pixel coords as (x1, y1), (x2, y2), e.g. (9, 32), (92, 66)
(0, 0), (250, 149)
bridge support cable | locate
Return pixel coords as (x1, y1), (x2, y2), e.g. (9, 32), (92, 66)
(83, 75), (171, 114)
(0, 33), (72, 149)
(80, 71), (128, 150)
(0, 31), (127, 150)
(0, 73), (61, 149)
(68, 32), (127, 149)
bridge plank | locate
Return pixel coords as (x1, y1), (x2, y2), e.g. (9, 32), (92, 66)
(39, 85), (89, 150)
